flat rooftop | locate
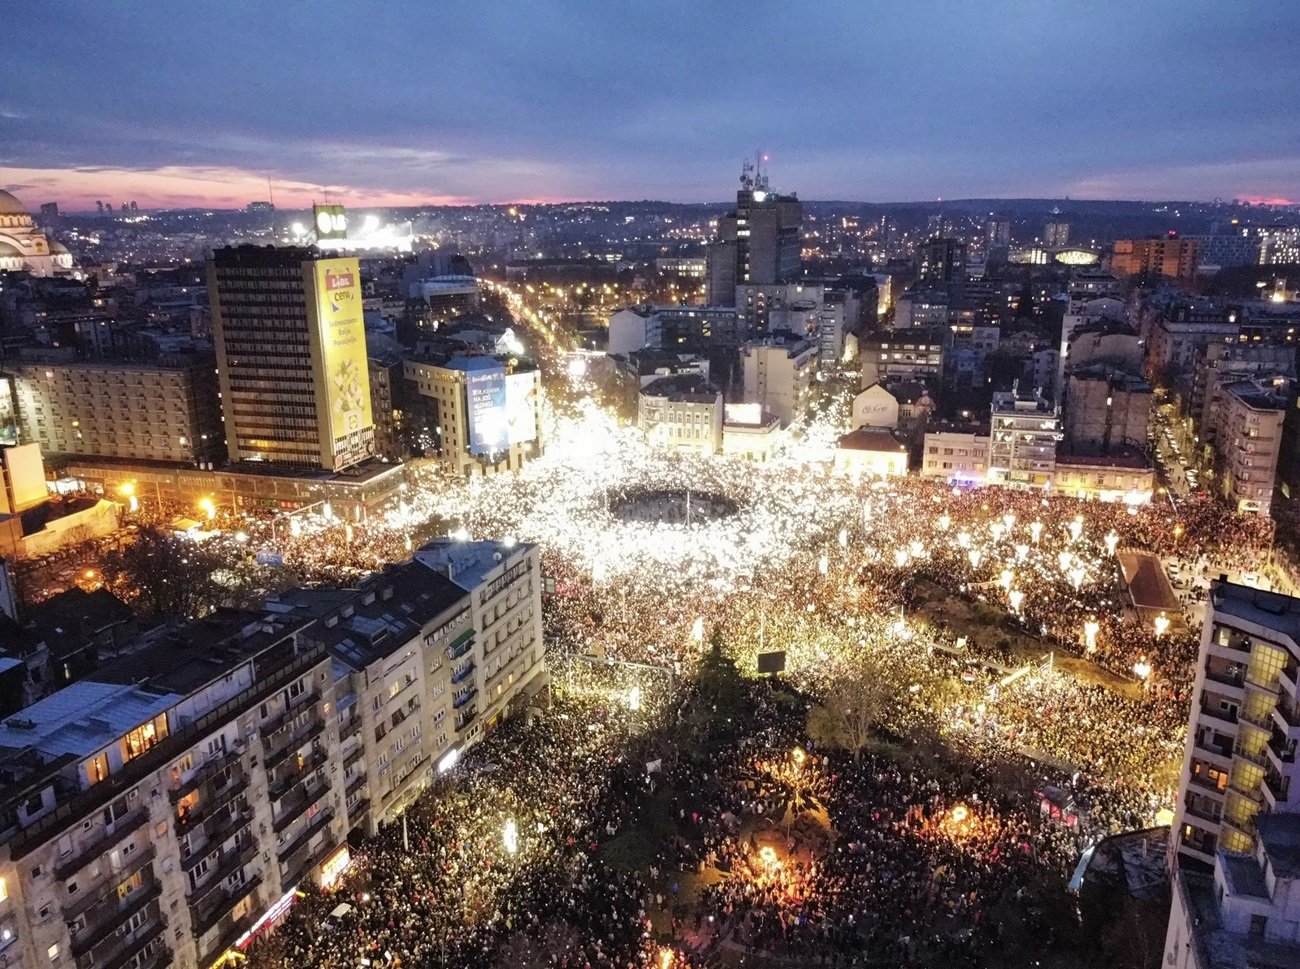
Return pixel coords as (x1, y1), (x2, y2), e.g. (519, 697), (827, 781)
(0, 681), (180, 758)
(415, 537), (532, 593)
(1210, 579), (1300, 645)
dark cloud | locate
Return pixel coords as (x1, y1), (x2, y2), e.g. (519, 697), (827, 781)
(2, 0), (1296, 205)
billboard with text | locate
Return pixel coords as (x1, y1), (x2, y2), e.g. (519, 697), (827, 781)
(467, 364), (508, 455)
(313, 258), (373, 465)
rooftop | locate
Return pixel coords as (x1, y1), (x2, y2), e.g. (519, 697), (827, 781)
(0, 681), (180, 759)
(836, 427), (908, 453)
(640, 373), (720, 403)
(1255, 813), (1300, 879)
(1210, 579), (1300, 644)
(415, 537), (533, 594)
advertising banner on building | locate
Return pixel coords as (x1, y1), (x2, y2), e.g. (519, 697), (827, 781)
(467, 365), (508, 455)
(504, 371), (539, 446)
(313, 259), (373, 462)
(313, 204), (349, 241)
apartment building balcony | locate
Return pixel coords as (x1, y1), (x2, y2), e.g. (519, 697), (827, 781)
(1181, 796), (1222, 827)
(168, 748), (245, 804)
(190, 871), (262, 939)
(1194, 734), (1234, 767)
(1281, 662), (1299, 699)
(1205, 665), (1245, 691)
(1177, 826), (1217, 865)
(340, 715), (362, 741)
(1238, 708), (1274, 734)
(272, 777), (328, 835)
(187, 839), (257, 906)
(176, 785), (251, 842)
(97, 930), (169, 969)
(70, 879), (162, 958)
(455, 707), (477, 732)
(343, 743), (365, 771)
(347, 795), (370, 821)
(1272, 696), (1300, 738)
(1263, 768), (1291, 808)
(1197, 699), (1238, 730)
(450, 661), (476, 685)
(1266, 731), (1297, 769)
(268, 749), (327, 802)
(278, 816), (335, 888)
(260, 689), (320, 738)
(65, 845), (157, 924)
(453, 688), (477, 710)
(1232, 742), (1269, 770)
(1228, 778), (1263, 804)
(264, 718), (326, 771)
(446, 631), (474, 662)
(55, 805), (150, 881)
(1220, 812), (1257, 844)
(198, 903), (260, 969)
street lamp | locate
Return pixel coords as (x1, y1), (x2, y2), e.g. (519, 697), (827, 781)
(197, 497), (216, 521)
(1133, 657), (1152, 681)
(503, 818), (518, 855)
(1154, 613), (1171, 638)
(119, 482), (138, 513)
(1105, 531), (1119, 556)
(1029, 520), (1043, 544)
(1009, 590), (1024, 615)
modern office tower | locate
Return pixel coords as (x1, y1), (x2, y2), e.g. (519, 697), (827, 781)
(705, 162), (802, 306)
(916, 237), (967, 286)
(402, 354), (542, 478)
(987, 382), (1060, 489)
(1044, 219), (1070, 248)
(207, 246), (374, 471)
(10, 357), (224, 465)
(1111, 236), (1200, 279)
(1212, 379), (1289, 515)
(1170, 580), (1300, 870)
(740, 332), (817, 427)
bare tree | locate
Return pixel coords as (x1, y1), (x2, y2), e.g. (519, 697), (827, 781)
(807, 653), (896, 761)
(100, 526), (222, 620)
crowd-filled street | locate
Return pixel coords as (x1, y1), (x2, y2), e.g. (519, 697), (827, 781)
(112, 396), (1272, 968)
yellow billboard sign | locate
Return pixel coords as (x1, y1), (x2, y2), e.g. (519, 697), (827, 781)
(312, 258), (373, 459)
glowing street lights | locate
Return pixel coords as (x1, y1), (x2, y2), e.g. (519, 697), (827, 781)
(1029, 520), (1043, 544)
(1154, 613), (1171, 638)
(503, 818), (519, 855)
(1105, 531), (1119, 556)
(197, 496), (216, 521)
(1008, 590), (1024, 615)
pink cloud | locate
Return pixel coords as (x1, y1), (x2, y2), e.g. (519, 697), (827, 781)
(0, 164), (491, 211)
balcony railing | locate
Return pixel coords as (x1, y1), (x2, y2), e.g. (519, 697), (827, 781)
(55, 806), (150, 881)
(446, 632), (474, 661)
(277, 807), (333, 863)
(71, 882), (162, 958)
(65, 845), (157, 922)
(1206, 667), (1245, 689)
(453, 688), (477, 710)
(187, 842), (257, 913)
(264, 719), (325, 771)
(272, 780), (327, 835)
(1233, 744), (1269, 769)
(450, 662), (476, 685)
(168, 748), (243, 804)
(190, 874), (261, 938)
(261, 689), (319, 737)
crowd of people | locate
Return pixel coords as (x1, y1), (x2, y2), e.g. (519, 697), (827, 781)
(111, 398), (1278, 968)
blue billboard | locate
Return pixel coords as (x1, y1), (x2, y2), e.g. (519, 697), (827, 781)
(466, 364), (508, 455)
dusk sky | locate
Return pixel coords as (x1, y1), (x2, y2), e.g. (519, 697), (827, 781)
(2, 0), (1297, 210)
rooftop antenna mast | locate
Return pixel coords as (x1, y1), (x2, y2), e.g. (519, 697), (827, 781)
(740, 159), (754, 191)
(754, 150), (770, 192)
(267, 176), (275, 208)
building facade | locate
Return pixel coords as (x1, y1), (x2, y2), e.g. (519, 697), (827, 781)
(1213, 380), (1289, 515)
(636, 375), (723, 454)
(741, 335), (816, 427)
(10, 358), (224, 466)
(1169, 581), (1300, 870)
(208, 246), (374, 472)
(988, 384), (1060, 489)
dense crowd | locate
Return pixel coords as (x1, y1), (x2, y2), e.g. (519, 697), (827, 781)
(163, 399), (1276, 967)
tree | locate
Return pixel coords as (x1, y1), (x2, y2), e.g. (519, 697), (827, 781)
(807, 654), (895, 761)
(99, 526), (222, 619)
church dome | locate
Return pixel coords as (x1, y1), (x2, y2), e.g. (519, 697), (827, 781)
(0, 240), (21, 256)
(0, 190), (28, 215)
(48, 240), (70, 254)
